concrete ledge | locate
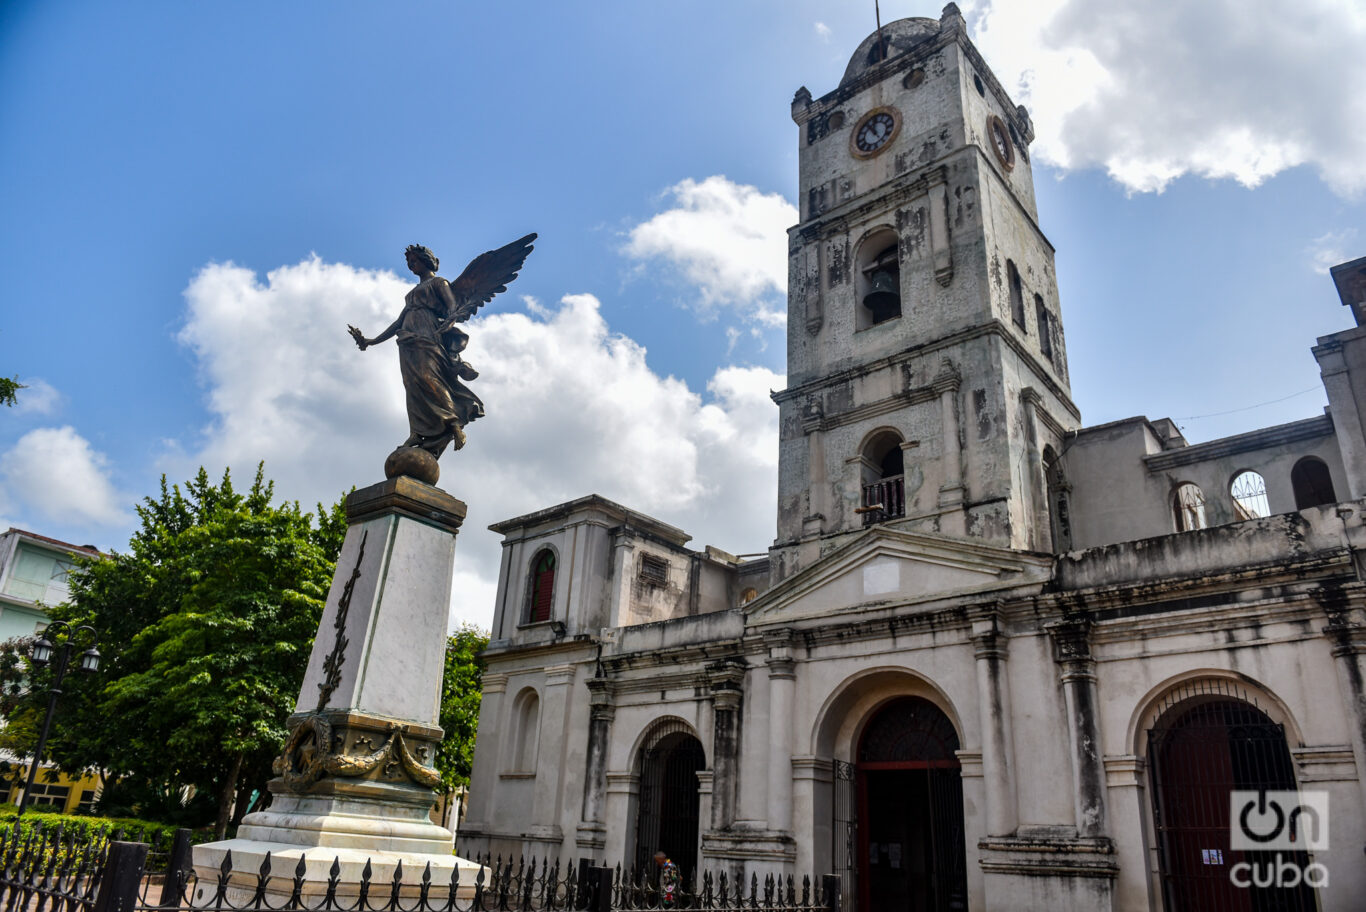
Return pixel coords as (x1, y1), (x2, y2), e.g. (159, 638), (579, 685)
(346, 477), (467, 534)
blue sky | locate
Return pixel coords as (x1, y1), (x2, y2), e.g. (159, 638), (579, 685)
(3, 1), (1364, 628)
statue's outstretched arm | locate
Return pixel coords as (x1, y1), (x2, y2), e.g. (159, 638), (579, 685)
(348, 314), (403, 351)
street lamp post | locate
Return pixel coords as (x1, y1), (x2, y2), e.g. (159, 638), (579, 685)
(17, 622), (99, 816)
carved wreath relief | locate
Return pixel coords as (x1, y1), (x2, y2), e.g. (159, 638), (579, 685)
(273, 530), (442, 794)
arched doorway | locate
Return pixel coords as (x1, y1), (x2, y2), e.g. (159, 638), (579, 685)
(633, 727), (705, 880)
(856, 697), (968, 912)
(1148, 698), (1318, 911)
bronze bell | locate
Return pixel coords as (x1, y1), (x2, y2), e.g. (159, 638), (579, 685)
(863, 268), (900, 322)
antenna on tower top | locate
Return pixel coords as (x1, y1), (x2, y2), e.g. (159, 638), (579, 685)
(875, 1), (886, 63)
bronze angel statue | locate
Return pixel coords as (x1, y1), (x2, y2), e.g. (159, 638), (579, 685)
(348, 234), (536, 464)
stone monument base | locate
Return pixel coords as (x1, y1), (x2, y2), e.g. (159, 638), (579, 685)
(190, 475), (483, 901)
(191, 842), (485, 906)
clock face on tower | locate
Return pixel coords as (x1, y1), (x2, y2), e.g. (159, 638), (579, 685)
(850, 107), (901, 159)
(988, 115), (1016, 171)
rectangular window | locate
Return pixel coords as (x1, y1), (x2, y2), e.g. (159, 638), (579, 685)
(4, 548), (56, 601)
(638, 554), (669, 587)
(24, 782), (70, 809)
(1035, 294), (1054, 363)
(75, 789), (97, 814)
(1007, 260), (1026, 330)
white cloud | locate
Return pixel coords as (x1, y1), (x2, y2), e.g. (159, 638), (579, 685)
(11, 378), (61, 416)
(624, 175), (796, 326)
(960, 0), (1366, 195)
(1308, 229), (1358, 275)
(814, 22), (832, 41)
(174, 258), (782, 630)
(0, 426), (127, 527)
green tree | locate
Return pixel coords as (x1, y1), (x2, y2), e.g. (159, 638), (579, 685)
(435, 626), (489, 794)
(0, 376), (24, 407)
(0, 465), (346, 838)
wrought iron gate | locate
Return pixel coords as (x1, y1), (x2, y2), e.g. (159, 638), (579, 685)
(634, 731), (705, 879)
(832, 760), (857, 912)
(1148, 693), (1318, 912)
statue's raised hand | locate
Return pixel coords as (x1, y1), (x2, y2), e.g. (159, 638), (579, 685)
(347, 324), (369, 351)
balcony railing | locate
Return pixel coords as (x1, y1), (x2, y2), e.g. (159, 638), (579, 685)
(860, 475), (905, 526)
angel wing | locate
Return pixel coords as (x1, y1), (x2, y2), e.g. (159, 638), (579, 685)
(447, 232), (538, 322)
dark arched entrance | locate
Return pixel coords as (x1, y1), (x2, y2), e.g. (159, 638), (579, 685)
(634, 729), (704, 880)
(856, 697), (968, 912)
(1149, 698), (1318, 911)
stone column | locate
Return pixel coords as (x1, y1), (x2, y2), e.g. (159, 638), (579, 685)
(1314, 339), (1366, 499)
(1047, 616), (1109, 838)
(1320, 587), (1366, 811)
(194, 476), (480, 893)
(766, 634), (796, 835)
(461, 671), (509, 837)
(531, 663), (576, 846)
(707, 660), (746, 831)
(934, 361), (965, 536)
(803, 400), (828, 536)
(790, 758), (829, 874)
(1020, 388), (1051, 551)
(576, 677), (614, 855)
(927, 166), (954, 287)
(968, 604), (1017, 836)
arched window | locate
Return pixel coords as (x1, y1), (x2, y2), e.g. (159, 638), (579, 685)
(1043, 446), (1072, 551)
(1007, 259), (1026, 329)
(1291, 456), (1336, 510)
(857, 430), (906, 525)
(510, 689), (540, 773)
(857, 230), (901, 328)
(1172, 483), (1207, 532)
(1230, 470), (1269, 520)
(525, 548), (555, 624)
(738, 587), (758, 606)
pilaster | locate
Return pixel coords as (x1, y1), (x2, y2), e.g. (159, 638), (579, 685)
(968, 602), (1017, 835)
(1046, 615), (1109, 839)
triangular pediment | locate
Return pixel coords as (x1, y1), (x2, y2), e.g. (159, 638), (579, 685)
(746, 527), (1053, 624)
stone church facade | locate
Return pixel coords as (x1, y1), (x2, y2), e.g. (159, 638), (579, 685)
(460, 8), (1366, 910)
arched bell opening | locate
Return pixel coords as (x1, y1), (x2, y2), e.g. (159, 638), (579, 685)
(856, 230), (902, 329)
(857, 429), (906, 525)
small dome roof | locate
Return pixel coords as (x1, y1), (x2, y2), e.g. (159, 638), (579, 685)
(841, 18), (941, 86)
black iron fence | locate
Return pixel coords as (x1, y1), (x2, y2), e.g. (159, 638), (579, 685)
(0, 823), (839, 912)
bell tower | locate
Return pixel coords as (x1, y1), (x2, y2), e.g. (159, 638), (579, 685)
(772, 4), (1079, 578)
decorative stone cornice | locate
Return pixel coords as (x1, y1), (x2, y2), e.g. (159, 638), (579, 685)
(481, 672), (509, 696)
(1102, 754), (1146, 788)
(931, 359), (961, 395)
(1317, 585), (1366, 657)
(1046, 616), (1095, 680)
(544, 663), (577, 686)
(587, 677), (616, 721)
(967, 601), (1008, 660)
(707, 658), (746, 712)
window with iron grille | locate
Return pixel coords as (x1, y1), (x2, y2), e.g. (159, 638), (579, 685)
(639, 553), (669, 587)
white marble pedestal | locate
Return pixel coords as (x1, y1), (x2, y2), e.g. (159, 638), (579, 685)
(192, 477), (485, 900)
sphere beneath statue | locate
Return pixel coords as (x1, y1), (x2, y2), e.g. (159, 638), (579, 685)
(384, 446), (440, 485)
